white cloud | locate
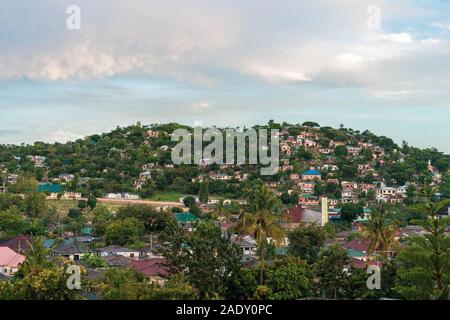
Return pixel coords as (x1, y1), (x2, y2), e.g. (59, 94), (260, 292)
(379, 33), (413, 44)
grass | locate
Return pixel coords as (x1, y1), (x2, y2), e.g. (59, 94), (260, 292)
(147, 191), (182, 202)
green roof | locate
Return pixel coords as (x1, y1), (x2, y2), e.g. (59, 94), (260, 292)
(347, 249), (367, 258)
(176, 212), (199, 223)
(38, 183), (62, 193)
(275, 247), (289, 255)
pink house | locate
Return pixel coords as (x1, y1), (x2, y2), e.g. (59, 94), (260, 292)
(0, 247), (25, 276)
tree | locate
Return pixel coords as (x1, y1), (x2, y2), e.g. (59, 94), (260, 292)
(288, 222), (326, 263)
(159, 221), (241, 299)
(440, 174), (450, 199)
(78, 200), (88, 211)
(116, 205), (176, 233)
(0, 261), (87, 300)
(334, 145), (348, 157)
(22, 192), (47, 218)
(183, 196), (196, 208)
(238, 184), (286, 284)
(340, 203), (364, 223)
(199, 180), (209, 203)
(316, 244), (351, 299)
(105, 217), (145, 247)
(395, 186), (450, 300)
(316, 244), (350, 299)
(81, 253), (108, 268)
(302, 121), (320, 128)
(98, 268), (198, 300)
(361, 206), (398, 256)
(0, 206), (28, 238)
(87, 196), (97, 210)
(263, 256), (313, 300)
(92, 205), (113, 236)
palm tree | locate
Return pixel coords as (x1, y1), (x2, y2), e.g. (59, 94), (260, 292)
(214, 198), (230, 223)
(20, 236), (51, 277)
(362, 206), (398, 257)
(237, 184), (286, 284)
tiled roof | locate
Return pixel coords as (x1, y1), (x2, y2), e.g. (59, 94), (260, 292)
(105, 255), (133, 267)
(131, 258), (170, 277)
(0, 235), (33, 253)
(53, 244), (90, 255)
(344, 238), (371, 253)
(95, 245), (139, 253)
(0, 247), (25, 267)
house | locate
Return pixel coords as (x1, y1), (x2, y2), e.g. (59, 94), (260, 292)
(27, 155), (46, 168)
(146, 130), (160, 138)
(0, 247), (25, 276)
(104, 255), (133, 268)
(142, 163), (155, 171)
(301, 169), (321, 181)
(290, 173), (300, 180)
(302, 139), (317, 148)
(95, 245), (140, 260)
(176, 212), (199, 225)
(52, 243), (91, 261)
(299, 181), (315, 194)
(38, 183), (62, 194)
(210, 172), (232, 181)
(58, 174), (75, 182)
(0, 235), (34, 254)
(140, 171), (152, 180)
(231, 235), (257, 256)
(281, 203), (328, 230)
(282, 164), (294, 172)
(344, 238), (373, 262)
(298, 194), (320, 206)
(280, 143), (291, 154)
(346, 146), (362, 157)
(106, 193), (140, 200)
(131, 258), (170, 285)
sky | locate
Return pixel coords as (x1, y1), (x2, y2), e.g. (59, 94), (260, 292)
(0, 0), (449, 153)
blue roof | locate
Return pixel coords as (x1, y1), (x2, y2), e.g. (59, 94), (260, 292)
(302, 169), (321, 176)
(38, 183), (62, 193)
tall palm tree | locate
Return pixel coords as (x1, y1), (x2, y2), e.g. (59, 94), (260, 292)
(238, 184), (286, 284)
(362, 206), (398, 257)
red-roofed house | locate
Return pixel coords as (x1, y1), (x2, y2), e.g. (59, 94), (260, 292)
(0, 235), (33, 254)
(0, 247), (25, 276)
(131, 258), (170, 285)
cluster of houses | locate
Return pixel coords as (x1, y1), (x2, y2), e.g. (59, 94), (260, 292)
(0, 234), (168, 285)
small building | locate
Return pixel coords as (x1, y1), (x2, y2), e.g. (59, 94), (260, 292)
(0, 247), (25, 276)
(52, 243), (91, 261)
(131, 258), (170, 285)
(301, 169), (321, 181)
(94, 245), (140, 260)
(38, 183), (62, 194)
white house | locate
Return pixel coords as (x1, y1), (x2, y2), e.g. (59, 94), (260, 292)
(95, 245), (140, 260)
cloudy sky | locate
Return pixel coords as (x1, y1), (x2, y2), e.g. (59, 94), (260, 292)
(0, 0), (449, 152)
